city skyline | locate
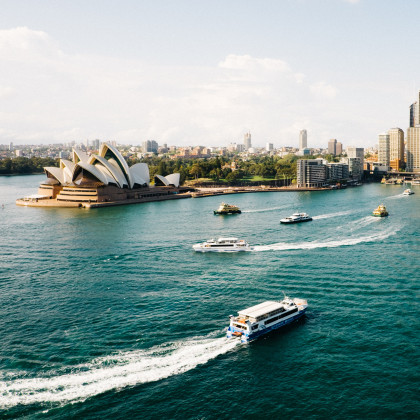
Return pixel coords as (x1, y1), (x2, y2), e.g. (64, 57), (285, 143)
(0, 0), (419, 147)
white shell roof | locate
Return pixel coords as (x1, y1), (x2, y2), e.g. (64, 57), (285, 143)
(44, 167), (66, 185)
(165, 173), (180, 187)
(99, 143), (133, 188)
(88, 154), (127, 188)
(130, 163), (150, 186)
(155, 173), (180, 187)
(42, 143), (179, 190)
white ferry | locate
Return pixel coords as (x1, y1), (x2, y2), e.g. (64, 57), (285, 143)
(227, 295), (308, 343)
(280, 212), (312, 224)
(192, 237), (252, 252)
(402, 189), (414, 195)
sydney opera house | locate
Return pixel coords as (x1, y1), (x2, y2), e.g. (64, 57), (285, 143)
(16, 143), (189, 208)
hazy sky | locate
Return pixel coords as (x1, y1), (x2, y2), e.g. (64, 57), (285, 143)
(1, 0), (419, 148)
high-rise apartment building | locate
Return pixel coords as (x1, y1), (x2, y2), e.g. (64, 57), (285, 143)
(299, 130), (307, 150)
(406, 127), (420, 172)
(388, 128), (404, 170)
(336, 142), (343, 155)
(346, 147), (364, 180)
(326, 163), (349, 181)
(406, 91), (420, 172)
(328, 139), (337, 155)
(409, 91), (420, 127)
(297, 159), (326, 187)
(244, 132), (252, 150)
(378, 133), (390, 170)
(266, 142), (274, 152)
(142, 140), (158, 153)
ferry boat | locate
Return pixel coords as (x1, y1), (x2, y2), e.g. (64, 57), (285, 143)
(372, 204), (388, 217)
(227, 295), (308, 343)
(402, 189), (414, 195)
(214, 203), (241, 215)
(192, 237), (251, 252)
(280, 212), (312, 224)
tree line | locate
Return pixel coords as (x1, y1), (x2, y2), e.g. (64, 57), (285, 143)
(1, 153), (305, 184)
(130, 154), (301, 184)
(0, 157), (59, 175)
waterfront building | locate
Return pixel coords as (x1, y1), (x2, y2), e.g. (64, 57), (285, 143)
(16, 143), (182, 207)
(388, 128), (404, 170)
(406, 127), (420, 172)
(244, 132), (252, 150)
(297, 159), (326, 188)
(299, 130), (307, 150)
(326, 162), (349, 181)
(409, 91), (420, 127)
(328, 139), (337, 155)
(346, 147), (364, 179)
(346, 158), (362, 180)
(378, 133), (390, 170)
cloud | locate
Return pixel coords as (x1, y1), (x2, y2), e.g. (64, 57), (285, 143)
(0, 27), (367, 148)
(310, 82), (338, 98)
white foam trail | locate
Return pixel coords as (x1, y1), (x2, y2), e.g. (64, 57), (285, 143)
(253, 226), (398, 252)
(242, 206), (287, 213)
(312, 210), (353, 220)
(0, 335), (239, 408)
(385, 194), (404, 200)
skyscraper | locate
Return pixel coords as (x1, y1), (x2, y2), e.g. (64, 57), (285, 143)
(336, 142), (343, 155)
(388, 128), (404, 169)
(244, 132), (252, 150)
(378, 133), (390, 170)
(328, 139), (337, 155)
(409, 91), (420, 127)
(406, 127), (420, 172)
(299, 130), (307, 150)
(406, 91), (420, 172)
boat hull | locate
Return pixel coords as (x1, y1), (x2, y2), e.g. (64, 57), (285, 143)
(280, 218), (312, 224)
(227, 309), (306, 343)
(214, 210), (241, 215)
(193, 247), (251, 252)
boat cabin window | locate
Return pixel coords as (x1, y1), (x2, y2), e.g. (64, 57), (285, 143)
(234, 323), (247, 330)
(251, 324), (259, 330)
(264, 308), (298, 325)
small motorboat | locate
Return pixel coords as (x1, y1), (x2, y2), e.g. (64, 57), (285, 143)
(402, 189), (414, 195)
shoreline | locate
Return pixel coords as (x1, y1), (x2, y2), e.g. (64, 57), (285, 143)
(15, 184), (361, 208)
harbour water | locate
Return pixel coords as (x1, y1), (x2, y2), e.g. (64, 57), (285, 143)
(0, 175), (419, 419)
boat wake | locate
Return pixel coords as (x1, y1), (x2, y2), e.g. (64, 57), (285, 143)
(312, 210), (353, 220)
(0, 334), (239, 409)
(242, 206), (287, 213)
(253, 226), (398, 252)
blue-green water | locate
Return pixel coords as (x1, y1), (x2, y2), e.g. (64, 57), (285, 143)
(0, 176), (419, 419)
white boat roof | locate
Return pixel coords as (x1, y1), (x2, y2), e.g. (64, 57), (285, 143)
(238, 300), (283, 318)
(218, 237), (238, 241)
